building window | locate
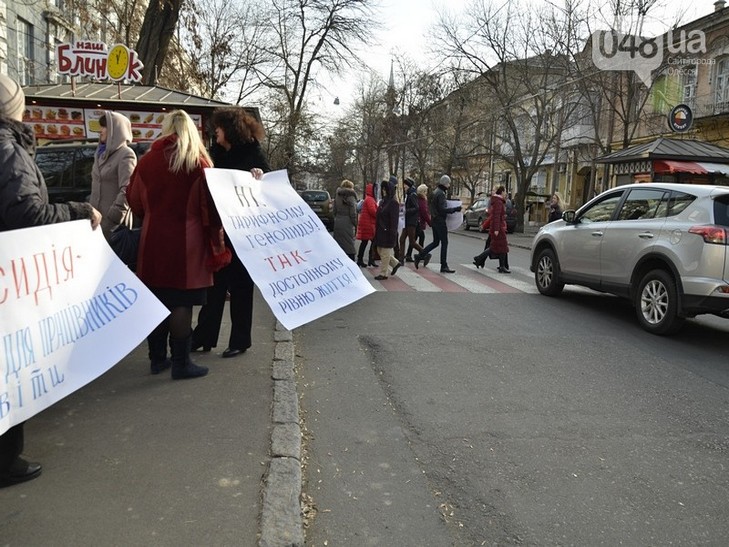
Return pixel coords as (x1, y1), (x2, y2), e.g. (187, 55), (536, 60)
(682, 67), (696, 108)
(17, 18), (34, 86)
(715, 57), (729, 110)
(651, 74), (679, 114)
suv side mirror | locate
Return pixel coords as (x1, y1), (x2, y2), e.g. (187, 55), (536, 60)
(563, 210), (577, 223)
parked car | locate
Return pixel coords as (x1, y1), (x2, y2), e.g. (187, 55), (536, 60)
(530, 183), (729, 334)
(35, 141), (149, 204)
(463, 198), (489, 230)
(300, 189), (334, 230)
(463, 197), (517, 233)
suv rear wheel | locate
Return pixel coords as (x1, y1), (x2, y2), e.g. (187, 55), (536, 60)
(535, 248), (564, 296)
(635, 269), (685, 335)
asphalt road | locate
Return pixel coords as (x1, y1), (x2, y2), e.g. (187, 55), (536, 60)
(297, 233), (729, 545)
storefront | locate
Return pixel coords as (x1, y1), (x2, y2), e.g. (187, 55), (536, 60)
(21, 82), (258, 145)
(597, 137), (729, 187)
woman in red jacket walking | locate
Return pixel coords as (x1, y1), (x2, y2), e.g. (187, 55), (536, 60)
(489, 185), (511, 273)
(127, 110), (230, 379)
(355, 182), (378, 267)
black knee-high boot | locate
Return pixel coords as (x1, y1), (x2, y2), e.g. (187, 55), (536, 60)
(147, 323), (171, 374)
(170, 336), (208, 380)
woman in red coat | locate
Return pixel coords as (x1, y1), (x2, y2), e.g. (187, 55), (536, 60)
(127, 109), (229, 379)
(355, 182), (378, 267)
(489, 185), (511, 273)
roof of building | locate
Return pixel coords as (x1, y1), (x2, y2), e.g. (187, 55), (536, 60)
(596, 137), (729, 164)
(23, 82), (229, 107)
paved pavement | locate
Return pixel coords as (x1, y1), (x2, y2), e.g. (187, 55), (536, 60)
(456, 224), (538, 250)
(0, 294), (304, 547)
(0, 227), (537, 547)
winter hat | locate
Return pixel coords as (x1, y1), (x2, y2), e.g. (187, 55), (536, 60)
(439, 175), (451, 188)
(0, 74), (25, 122)
(403, 177), (415, 188)
(389, 175), (398, 186)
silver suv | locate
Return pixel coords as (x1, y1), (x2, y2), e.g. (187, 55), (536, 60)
(530, 183), (729, 334)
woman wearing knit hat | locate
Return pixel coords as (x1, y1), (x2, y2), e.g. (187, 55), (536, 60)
(0, 74), (102, 487)
(414, 174), (461, 273)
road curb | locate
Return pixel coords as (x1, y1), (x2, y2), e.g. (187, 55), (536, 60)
(259, 321), (305, 547)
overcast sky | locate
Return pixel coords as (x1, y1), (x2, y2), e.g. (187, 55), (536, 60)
(320, 0), (710, 112)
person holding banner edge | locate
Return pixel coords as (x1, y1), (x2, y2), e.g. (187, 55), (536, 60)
(0, 74), (102, 486)
(191, 107), (270, 358)
(127, 109), (232, 380)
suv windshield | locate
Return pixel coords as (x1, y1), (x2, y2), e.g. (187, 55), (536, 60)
(301, 191), (329, 202)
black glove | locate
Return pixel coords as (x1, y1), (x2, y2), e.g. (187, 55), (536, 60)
(450, 206), (462, 213)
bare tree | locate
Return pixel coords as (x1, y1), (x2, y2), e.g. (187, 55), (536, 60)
(253, 0), (378, 176)
(179, 0), (268, 101)
(435, 0), (578, 230)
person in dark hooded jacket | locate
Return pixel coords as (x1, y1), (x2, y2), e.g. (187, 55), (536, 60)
(398, 177), (425, 262)
(332, 179), (358, 260)
(373, 176), (402, 280)
(0, 75), (101, 487)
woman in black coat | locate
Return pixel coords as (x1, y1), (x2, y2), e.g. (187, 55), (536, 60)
(192, 108), (270, 358)
(372, 177), (402, 280)
(0, 75), (101, 486)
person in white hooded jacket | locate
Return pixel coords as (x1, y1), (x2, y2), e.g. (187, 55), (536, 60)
(90, 111), (136, 240)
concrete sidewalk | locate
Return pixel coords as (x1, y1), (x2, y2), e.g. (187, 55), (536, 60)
(0, 292), (304, 546)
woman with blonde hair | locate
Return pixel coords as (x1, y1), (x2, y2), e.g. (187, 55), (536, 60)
(332, 179), (358, 260)
(127, 109), (230, 380)
(548, 192), (565, 223)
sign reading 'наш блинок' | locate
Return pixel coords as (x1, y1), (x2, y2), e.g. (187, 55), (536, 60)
(56, 41), (144, 82)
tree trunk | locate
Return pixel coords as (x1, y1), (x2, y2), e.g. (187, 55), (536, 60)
(135, 0), (183, 86)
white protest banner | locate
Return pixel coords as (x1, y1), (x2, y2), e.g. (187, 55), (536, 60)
(446, 199), (463, 231)
(205, 169), (375, 330)
(0, 221), (169, 436)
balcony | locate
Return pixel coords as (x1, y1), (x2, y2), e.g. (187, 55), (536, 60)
(694, 100), (729, 119)
(561, 123), (594, 145)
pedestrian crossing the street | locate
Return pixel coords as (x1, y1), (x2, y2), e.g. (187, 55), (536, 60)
(362, 263), (539, 294)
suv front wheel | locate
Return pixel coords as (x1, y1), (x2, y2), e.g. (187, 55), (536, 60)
(635, 269), (685, 335)
(535, 248), (564, 296)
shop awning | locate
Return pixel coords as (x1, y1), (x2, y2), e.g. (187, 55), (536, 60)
(698, 162), (729, 175)
(653, 160), (729, 175)
(653, 160), (706, 174)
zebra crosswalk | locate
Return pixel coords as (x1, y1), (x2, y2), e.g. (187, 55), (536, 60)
(362, 263), (540, 293)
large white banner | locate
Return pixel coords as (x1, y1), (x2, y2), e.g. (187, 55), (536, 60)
(446, 199), (464, 231)
(205, 169), (375, 330)
(0, 221), (169, 436)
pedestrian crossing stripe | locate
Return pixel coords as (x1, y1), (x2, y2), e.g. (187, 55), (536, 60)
(363, 263), (539, 293)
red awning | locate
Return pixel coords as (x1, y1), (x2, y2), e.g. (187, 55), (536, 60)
(653, 160), (707, 174)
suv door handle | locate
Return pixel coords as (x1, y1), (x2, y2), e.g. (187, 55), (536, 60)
(591, 231), (603, 237)
(638, 232), (654, 239)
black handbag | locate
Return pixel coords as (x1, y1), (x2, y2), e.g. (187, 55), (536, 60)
(110, 225), (140, 270)
(109, 209), (141, 270)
